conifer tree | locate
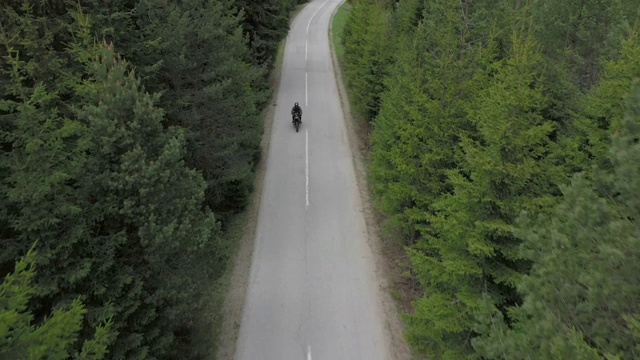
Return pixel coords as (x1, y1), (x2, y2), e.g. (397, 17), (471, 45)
(473, 79), (640, 360)
(135, 0), (268, 218)
(404, 7), (569, 357)
(0, 247), (110, 359)
(532, 0), (629, 90)
(2, 13), (222, 355)
(1, 0), (272, 220)
(527, 0), (632, 170)
(576, 29), (640, 169)
(77, 43), (222, 358)
(342, 0), (392, 121)
(0, 1), (273, 357)
(233, 0), (293, 67)
(344, 0), (640, 359)
(387, 0), (425, 38)
(369, 0), (477, 245)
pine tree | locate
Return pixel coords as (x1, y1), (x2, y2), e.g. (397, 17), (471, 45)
(387, 0), (425, 38)
(134, 0), (268, 218)
(1, 1), (267, 357)
(233, 0), (293, 67)
(342, 0), (392, 121)
(527, 0), (633, 176)
(365, 2), (489, 355)
(576, 28), (640, 169)
(369, 0), (477, 245)
(78, 43), (223, 358)
(404, 4), (571, 357)
(532, 0), (629, 91)
(2, 14), (223, 356)
(0, 0), (271, 220)
(473, 79), (640, 360)
(348, 0), (640, 358)
(0, 246), (110, 359)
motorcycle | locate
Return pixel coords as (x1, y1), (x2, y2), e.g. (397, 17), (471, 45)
(293, 113), (302, 132)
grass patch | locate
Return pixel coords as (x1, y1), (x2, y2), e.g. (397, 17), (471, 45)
(331, 0), (371, 157)
(331, 2), (351, 61)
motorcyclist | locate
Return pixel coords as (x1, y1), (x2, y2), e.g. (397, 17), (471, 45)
(291, 102), (302, 124)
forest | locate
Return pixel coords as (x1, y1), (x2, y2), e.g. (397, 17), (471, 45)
(0, 0), (304, 358)
(341, 0), (640, 358)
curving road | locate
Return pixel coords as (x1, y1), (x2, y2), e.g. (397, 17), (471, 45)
(235, 1), (391, 359)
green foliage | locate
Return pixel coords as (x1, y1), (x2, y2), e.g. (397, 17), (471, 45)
(576, 28), (640, 169)
(233, 0), (294, 68)
(135, 0), (268, 218)
(388, 0), (425, 37)
(1, 10), (223, 357)
(0, 246), (110, 360)
(345, 0), (639, 358)
(532, 0), (630, 90)
(0, 2), (73, 103)
(528, 0), (633, 154)
(405, 12), (571, 357)
(342, 0), (393, 121)
(331, 2), (351, 59)
(73, 44), (222, 357)
(529, 0), (638, 181)
(0, 0), (298, 358)
(369, 0), (476, 245)
(473, 80), (640, 360)
(0, 0), (274, 220)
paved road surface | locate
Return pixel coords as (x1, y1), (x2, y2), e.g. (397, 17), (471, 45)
(236, 1), (391, 359)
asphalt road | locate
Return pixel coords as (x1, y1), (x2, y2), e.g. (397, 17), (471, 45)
(235, 1), (391, 359)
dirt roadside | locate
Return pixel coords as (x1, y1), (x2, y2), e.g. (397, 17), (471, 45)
(215, 3), (412, 359)
(328, 4), (413, 359)
(213, 44), (281, 360)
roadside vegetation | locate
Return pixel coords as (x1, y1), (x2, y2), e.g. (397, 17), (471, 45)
(339, 0), (640, 359)
(0, 0), (306, 358)
(331, 2), (351, 60)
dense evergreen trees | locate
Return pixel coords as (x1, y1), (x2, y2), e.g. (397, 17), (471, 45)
(1, 0), (300, 358)
(134, 0), (269, 217)
(474, 80), (640, 360)
(233, 0), (301, 68)
(342, 0), (640, 358)
(4, 34), (220, 357)
(342, 0), (392, 121)
(1, 247), (110, 359)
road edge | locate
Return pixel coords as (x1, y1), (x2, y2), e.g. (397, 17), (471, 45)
(328, 2), (412, 359)
(214, 18), (295, 360)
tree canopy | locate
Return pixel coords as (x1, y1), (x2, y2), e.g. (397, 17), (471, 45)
(341, 0), (640, 358)
(1, 0), (301, 358)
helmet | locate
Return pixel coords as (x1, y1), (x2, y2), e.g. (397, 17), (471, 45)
(295, 102), (299, 107)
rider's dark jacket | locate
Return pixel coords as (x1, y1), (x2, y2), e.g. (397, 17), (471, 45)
(291, 105), (302, 118)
